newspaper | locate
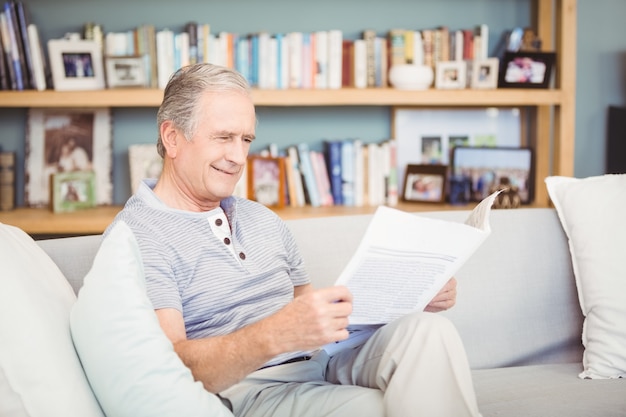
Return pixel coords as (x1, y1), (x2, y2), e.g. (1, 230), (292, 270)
(335, 190), (500, 326)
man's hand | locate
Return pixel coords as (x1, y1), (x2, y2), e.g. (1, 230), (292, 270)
(424, 277), (457, 312)
(267, 285), (353, 353)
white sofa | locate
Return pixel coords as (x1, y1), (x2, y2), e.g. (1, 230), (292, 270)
(2, 205), (625, 416)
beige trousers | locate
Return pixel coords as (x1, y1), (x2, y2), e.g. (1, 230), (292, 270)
(221, 312), (481, 417)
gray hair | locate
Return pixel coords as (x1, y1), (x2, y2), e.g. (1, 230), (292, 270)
(156, 63), (251, 158)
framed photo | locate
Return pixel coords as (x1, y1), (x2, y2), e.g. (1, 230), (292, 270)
(435, 61), (467, 89)
(105, 55), (147, 88)
(48, 39), (105, 91)
(471, 58), (499, 89)
(498, 51), (556, 89)
(247, 156), (286, 208)
(25, 108), (113, 207)
(128, 143), (163, 194)
(451, 146), (534, 204)
(50, 171), (97, 213)
(402, 164), (447, 203)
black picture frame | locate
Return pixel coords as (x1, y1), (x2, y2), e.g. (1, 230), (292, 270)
(402, 164), (447, 203)
(497, 51), (556, 89)
(451, 146), (534, 204)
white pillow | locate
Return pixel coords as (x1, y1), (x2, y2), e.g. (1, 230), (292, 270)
(545, 174), (626, 379)
(0, 222), (104, 417)
(70, 221), (234, 417)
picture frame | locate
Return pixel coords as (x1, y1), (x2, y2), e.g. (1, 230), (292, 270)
(470, 58), (499, 89)
(402, 164), (447, 203)
(105, 55), (147, 88)
(50, 171), (97, 213)
(128, 143), (163, 194)
(451, 146), (534, 204)
(25, 108), (113, 207)
(247, 156), (286, 208)
(498, 51), (556, 89)
(435, 61), (467, 89)
(47, 39), (105, 91)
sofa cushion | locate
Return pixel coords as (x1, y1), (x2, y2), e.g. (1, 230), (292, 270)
(70, 221), (234, 417)
(546, 174), (626, 379)
(0, 222), (104, 417)
(473, 363), (626, 417)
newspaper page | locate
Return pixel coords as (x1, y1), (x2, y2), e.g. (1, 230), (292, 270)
(334, 190), (501, 326)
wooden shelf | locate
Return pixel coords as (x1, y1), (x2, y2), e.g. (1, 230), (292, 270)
(0, 0), (576, 236)
(0, 202), (496, 236)
(0, 87), (564, 108)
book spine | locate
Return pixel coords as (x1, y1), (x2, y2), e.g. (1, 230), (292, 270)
(363, 29), (376, 87)
(0, 151), (15, 211)
(324, 140), (343, 205)
(388, 29), (406, 67)
(340, 140), (355, 206)
(311, 150), (334, 206)
(327, 29), (342, 89)
(286, 146), (306, 206)
(297, 143), (320, 207)
(314, 30), (328, 89)
(0, 9), (20, 89)
(26, 23), (44, 90)
(15, 0), (34, 89)
(352, 39), (367, 88)
(0, 18), (9, 89)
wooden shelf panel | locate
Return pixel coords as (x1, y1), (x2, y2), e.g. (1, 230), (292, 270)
(0, 201), (519, 236)
(0, 87), (564, 108)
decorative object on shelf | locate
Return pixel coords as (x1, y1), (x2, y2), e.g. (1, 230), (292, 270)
(470, 58), (499, 89)
(435, 60), (467, 89)
(50, 170), (97, 213)
(451, 146), (534, 204)
(247, 155), (286, 208)
(128, 143), (162, 194)
(0, 151), (16, 211)
(402, 164), (447, 203)
(25, 108), (112, 207)
(105, 55), (147, 88)
(47, 37), (105, 91)
(498, 51), (556, 89)
(388, 64), (434, 90)
(489, 176), (522, 209)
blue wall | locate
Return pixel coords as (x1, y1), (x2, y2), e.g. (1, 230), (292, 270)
(1, 0), (624, 205)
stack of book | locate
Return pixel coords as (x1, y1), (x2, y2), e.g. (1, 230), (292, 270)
(0, 0), (47, 91)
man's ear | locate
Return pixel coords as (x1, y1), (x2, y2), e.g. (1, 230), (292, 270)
(159, 121), (180, 158)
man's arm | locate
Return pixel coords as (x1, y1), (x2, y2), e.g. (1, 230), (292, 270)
(155, 285), (352, 393)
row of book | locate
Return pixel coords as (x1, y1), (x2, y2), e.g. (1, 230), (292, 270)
(237, 139), (400, 209)
(0, 1), (48, 91)
(104, 24), (493, 91)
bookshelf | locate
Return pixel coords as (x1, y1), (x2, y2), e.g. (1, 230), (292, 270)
(0, 0), (576, 236)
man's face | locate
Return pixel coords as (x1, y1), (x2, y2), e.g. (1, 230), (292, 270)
(172, 90), (256, 208)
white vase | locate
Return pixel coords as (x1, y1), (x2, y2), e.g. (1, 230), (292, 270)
(388, 64), (434, 90)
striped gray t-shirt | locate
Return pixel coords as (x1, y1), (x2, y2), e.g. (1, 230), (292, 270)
(107, 180), (311, 364)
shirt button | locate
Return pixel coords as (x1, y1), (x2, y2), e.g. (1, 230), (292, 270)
(224, 237), (231, 245)
(239, 252), (246, 260)
(215, 218), (223, 226)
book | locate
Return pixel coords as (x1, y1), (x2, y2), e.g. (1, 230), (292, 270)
(334, 189), (501, 326)
(26, 23), (44, 90)
(327, 29), (342, 89)
(296, 143), (320, 207)
(286, 145), (306, 207)
(0, 19), (8, 89)
(324, 140), (343, 205)
(362, 29), (376, 87)
(310, 150), (334, 207)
